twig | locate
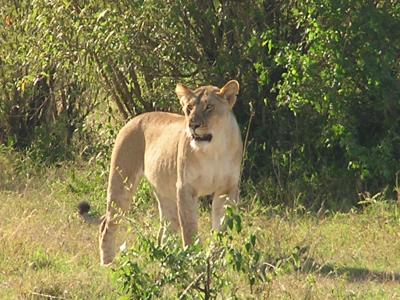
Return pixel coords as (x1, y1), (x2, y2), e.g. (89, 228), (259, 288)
(395, 171), (400, 207)
(238, 101), (255, 194)
(91, 52), (129, 120)
(262, 262), (277, 270)
(10, 209), (37, 238)
(28, 291), (66, 299)
(179, 272), (205, 300)
(205, 257), (211, 299)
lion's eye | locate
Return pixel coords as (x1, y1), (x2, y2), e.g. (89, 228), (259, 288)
(186, 105), (193, 114)
(205, 104), (214, 111)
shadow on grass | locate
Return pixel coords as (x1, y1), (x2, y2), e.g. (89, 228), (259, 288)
(318, 264), (400, 283)
(302, 257), (400, 283)
(281, 245), (400, 283)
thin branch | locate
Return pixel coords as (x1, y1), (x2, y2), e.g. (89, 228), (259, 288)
(205, 257), (212, 300)
(28, 291), (66, 299)
(91, 52), (129, 120)
(127, 64), (152, 111)
(107, 59), (135, 116)
(238, 101), (255, 194)
(179, 272), (205, 300)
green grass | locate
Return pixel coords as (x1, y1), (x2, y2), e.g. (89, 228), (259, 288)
(1, 159), (400, 299)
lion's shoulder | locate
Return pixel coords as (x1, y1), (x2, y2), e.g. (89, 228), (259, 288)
(120, 111), (185, 135)
(137, 111), (184, 123)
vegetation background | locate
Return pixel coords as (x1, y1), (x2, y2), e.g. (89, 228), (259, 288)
(1, 0), (400, 298)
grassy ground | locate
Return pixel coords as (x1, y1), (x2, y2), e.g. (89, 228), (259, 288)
(1, 160), (400, 299)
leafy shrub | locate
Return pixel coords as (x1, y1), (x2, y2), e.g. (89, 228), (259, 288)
(0, 1), (99, 161)
(251, 0), (400, 207)
(1, 0), (399, 208)
(113, 207), (309, 299)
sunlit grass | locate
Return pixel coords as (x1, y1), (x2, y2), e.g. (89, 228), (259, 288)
(1, 159), (400, 299)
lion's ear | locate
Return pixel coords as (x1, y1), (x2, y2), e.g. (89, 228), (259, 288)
(219, 80), (240, 107)
(176, 83), (194, 107)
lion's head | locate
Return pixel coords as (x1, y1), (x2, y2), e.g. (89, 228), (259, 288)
(175, 80), (239, 146)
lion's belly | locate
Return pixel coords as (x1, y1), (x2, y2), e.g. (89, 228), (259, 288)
(145, 160), (178, 199)
(143, 140), (179, 199)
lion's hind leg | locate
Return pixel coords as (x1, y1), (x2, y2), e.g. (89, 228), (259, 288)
(99, 168), (141, 266)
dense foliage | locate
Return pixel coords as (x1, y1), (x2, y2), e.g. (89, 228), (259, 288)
(114, 207), (305, 299)
(1, 0), (399, 208)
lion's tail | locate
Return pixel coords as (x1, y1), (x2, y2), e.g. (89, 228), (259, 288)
(78, 201), (104, 225)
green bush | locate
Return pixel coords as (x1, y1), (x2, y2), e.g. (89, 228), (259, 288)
(1, 0), (399, 208)
(242, 0), (400, 208)
(0, 0), (99, 160)
(113, 206), (315, 299)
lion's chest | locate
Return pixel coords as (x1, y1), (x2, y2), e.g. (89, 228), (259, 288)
(187, 150), (240, 197)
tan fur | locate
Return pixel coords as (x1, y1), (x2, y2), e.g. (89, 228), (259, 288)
(99, 80), (243, 265)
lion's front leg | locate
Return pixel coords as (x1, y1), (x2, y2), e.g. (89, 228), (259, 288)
(212, 187), (239, 231)
(177, 184), (198, 246)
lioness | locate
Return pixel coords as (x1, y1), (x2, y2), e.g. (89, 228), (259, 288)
(99, 80), (243, 265)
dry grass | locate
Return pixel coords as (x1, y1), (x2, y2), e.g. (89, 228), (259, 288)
(245, 205), (400, 299)
(1, 163), (400, 299)
(0, 180), (114, 299)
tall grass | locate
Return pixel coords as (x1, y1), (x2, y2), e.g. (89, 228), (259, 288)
(1, 151), (399, 299)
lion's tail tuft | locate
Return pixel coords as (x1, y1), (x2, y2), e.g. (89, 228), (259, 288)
(78, 201), (103, 225)
(78, 201), (91, 215)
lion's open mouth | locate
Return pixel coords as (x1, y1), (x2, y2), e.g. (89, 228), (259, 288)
(192, 133), (212, 142)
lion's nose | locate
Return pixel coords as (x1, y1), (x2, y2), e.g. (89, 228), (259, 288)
(190, 122), (201, 130)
